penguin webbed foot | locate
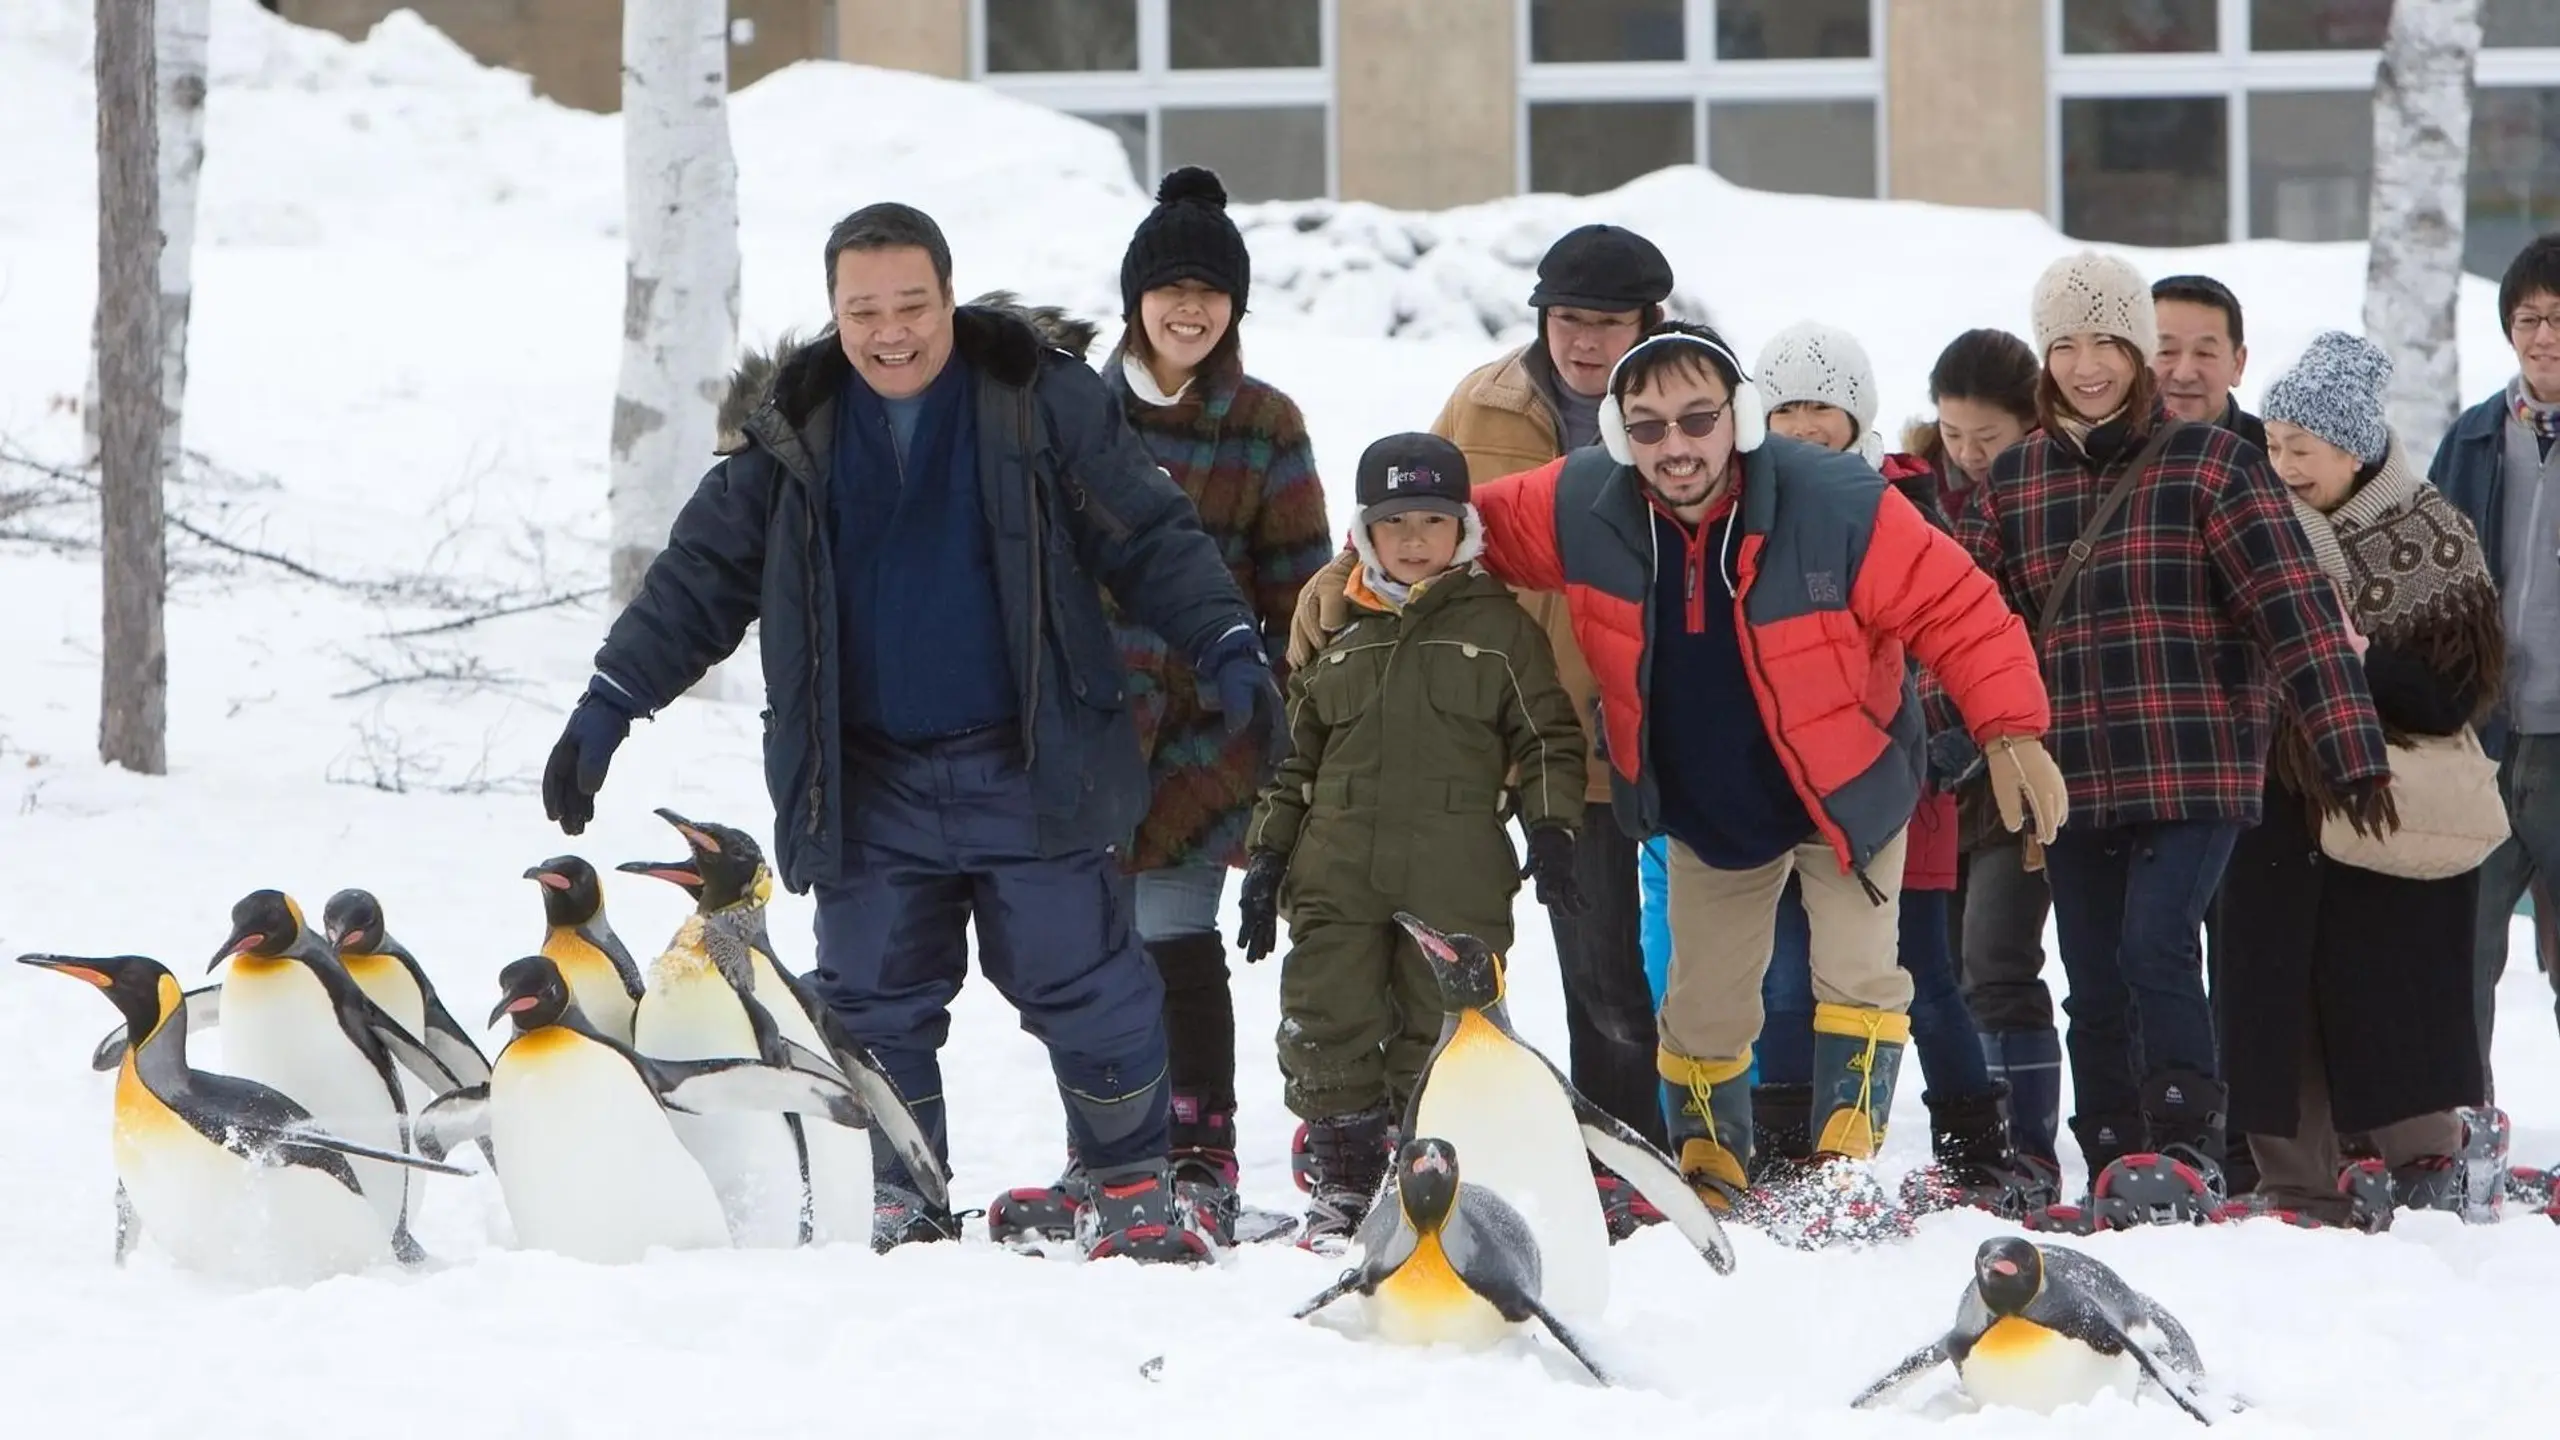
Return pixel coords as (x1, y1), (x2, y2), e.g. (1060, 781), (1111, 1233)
(392, 1225), (431, 1268)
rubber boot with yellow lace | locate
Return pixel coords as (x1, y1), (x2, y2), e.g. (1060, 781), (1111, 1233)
(1658, 1049), (1753, 1212)
(1789, 1003), (1916, 1249)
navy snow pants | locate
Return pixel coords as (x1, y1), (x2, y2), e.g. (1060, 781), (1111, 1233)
(811, 727), (1171, 1186)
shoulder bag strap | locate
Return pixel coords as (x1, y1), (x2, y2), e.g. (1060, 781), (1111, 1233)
(2033, 421), (2187, 651)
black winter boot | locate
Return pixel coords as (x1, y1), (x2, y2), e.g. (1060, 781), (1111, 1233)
(1902, 1084), (2061, 1220)
(1746, 1083), (1814, 1189)
(1298, 1107), (1393, 1253)
(1167, 1091), (1240, 1246)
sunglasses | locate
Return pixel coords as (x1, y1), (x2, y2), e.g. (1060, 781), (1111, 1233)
(1622, 406), (1727, 447)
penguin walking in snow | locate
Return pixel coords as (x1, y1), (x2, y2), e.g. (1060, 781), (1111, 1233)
(23, 953), (469, 1285)
(1852, 1236), (2219, 1424)
(525, 855), (647, 1045)
(1394, 911), (1734, 1317)
(1295, 1137), (1613, 1384)
(414, 955), (879, 1265)
(322, 889), (492, 1091)
(622, 808), (942, 1239)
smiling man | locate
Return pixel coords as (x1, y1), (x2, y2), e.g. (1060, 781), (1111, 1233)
(2150, 275), (2263, 449)
(539, 201), (1283, 1264)
(1467, 322), (2061, 1210)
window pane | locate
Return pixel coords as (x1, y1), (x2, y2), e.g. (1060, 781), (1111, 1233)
(2250, 0), (2388, 49)
(1527, 101), (1695, 195)
(1077, 111), (1149, 188)
(1160, 106), (1327, 201)
(2063, 0), (2217, 53)
(2470, 89), (2560, 278)
(1709, 100), (1876, 198)
(2061, 96), (2228, 246)
(985, 0), (1136, 72)
(1529, 0), (1683, 63)
(2249, 91), (2369, 241)
(2487, 0), (2560, 47)
(1169, 0), (1320, 69)
(1716, 0), (1872, 60)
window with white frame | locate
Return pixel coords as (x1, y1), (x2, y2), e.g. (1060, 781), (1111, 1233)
(2050, 0), (2560, 274)
(1518, 0), (1884, 200)
(971, 0), (1334, 202)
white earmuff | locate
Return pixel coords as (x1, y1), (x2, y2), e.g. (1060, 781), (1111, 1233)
(1598, 331), (1765, 466)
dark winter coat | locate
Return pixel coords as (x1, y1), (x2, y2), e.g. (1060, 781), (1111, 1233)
(1247, 538), (1587, 923)
(1957, 401), (2390, 830)
(2432, 388), (2522, 756)
(2216, 439), (2499, 1136)
(1108, 349), (1333, 872)
(593, 304), (1256, 892)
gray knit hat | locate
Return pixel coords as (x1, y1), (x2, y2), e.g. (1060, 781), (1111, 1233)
(2032, 250), (2158, 362)
(2261, 330), (2394, 464)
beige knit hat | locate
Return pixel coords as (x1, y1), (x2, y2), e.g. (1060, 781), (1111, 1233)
(2032, 250), (2158, 362)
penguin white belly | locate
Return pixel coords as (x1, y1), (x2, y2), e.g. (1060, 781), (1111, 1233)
(488, 1029), (729, 1263)
(1958, 1318), (2141, 1415)
(1411, 1012), (1610, 1317)
(633, 968), (809, 1248)
(215, 958), (409, 1242)
(113, 1066), (391, 1285)
(544, 933), (637, 1045)
(746, 953), (873, 1247)
(341, 957), (430, 1101)
(1367, 1235), (1517, 1351)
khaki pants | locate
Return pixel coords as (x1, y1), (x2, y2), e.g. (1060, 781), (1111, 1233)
(1660, 830), (1914, 1063)
(2250, 1017), (2463, 1220)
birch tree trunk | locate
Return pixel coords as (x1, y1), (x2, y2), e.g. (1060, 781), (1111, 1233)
(609, 0), (740, 606)
(83, 0), (208, 482)
(97, 0), (168, 774)
(2365, 0), (2484, 461)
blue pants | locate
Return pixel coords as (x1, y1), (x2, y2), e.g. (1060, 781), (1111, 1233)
(811, 728), (1170, 1183)
(2044, 820), (2239, 1124)
(1759, 883), (1991, 1099)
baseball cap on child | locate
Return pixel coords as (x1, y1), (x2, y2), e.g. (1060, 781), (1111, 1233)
(1356, 432), (1472, 526)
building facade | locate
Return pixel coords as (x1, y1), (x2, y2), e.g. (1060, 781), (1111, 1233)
(282, 0), (2560, 274)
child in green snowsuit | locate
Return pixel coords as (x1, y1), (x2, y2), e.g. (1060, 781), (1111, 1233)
(1236, 431), (1589, 1244)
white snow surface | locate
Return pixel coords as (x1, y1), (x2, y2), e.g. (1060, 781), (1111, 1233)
(4, 2), (2560, 1434)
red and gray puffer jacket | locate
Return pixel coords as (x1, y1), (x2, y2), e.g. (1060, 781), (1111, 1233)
(1474, 438), (2051, 881)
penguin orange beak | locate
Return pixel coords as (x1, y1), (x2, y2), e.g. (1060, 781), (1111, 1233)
(1393, 911), (1462, 970)
(208, 931), (263, 971)
(523, 865), (573, 891)
(617, 858), (701, 888)
(653, 807), (721, 856)
(488, 991), (545, 1026)
(18, 954), (114, 989)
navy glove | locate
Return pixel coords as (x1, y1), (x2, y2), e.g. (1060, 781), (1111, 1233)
(1926, 727), (1985, 791)
(1196, 624), (1290, 768)
(542, 679), (636, 836)
(1236, 850), (1288, 963)
(1522, 824), (1588, 916)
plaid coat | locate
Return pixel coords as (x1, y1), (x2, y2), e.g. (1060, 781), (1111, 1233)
(1956, 403), (2388, 829)
(1109, 351), (1334, 872)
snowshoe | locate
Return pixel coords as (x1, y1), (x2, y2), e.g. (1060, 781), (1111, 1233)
(1746, 1159), (1913, 1251)
(1079, 1163), (1212, 1265)
(2209, 1193), (2333, 1229)
(2504, 1163), (2556, 1211)
(988, 1162), (1089, 1251)
(873, 1182), (967, 1253)
(1231, 1205), (1302, 1245)
(2337, 1158), (2396, 1233)
(1899, 1152), (2064, 1221)
(2087, 1150), (2222, 1228)
(2453, 1105), (2511, 1223)
(2020, 1200), (2109, 1236)
(1595, 1168), (1666, 1241)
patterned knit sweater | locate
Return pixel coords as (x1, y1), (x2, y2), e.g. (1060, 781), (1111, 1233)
(1108, 348), (1334, 872)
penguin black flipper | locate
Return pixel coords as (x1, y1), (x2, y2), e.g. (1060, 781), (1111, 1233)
(811, 1004), (951, 1209)
(90, 984), (218, 1071)
(2096, 1319), (2217, 1427)
(1291, 1272), (1365, 1321)
(397, 949), (494, 1089)
(1566, 1081), (1737, 1274)
(2136, 1296), (2208, 1377)
(1516, 1296), (1613, 1387)
(737, 989), (818, 1247)
(364, 1006), (499, 1164)
(182, 1069), (473, 1178)
(413, 1086), (492, 1166)
(1849, 1339), (1953, 1409)
(1441, 1191), (1613, 1387)
(584, 919), (647, 1002)
(640, 1053), (870, 1128)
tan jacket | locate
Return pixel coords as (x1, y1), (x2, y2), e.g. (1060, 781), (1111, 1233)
(1290, 344), (1611, 805)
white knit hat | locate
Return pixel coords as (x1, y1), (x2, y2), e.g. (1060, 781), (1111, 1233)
(1756, 321), (1884, 462)
(2032, 250), (2158, 363)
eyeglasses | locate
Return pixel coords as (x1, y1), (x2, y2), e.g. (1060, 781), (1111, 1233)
(2513, 312), (2560, 337)
(1622, 406), (1727, 446)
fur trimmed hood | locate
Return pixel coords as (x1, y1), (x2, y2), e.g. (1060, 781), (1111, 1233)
(713, 290), (1101, 454)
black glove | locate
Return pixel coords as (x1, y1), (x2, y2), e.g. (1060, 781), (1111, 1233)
(542, 679), (636, 836)
(1196, 624), (1291, 769)
(1236, 850), (1287, 962)
(1522, 824), (1587, 916)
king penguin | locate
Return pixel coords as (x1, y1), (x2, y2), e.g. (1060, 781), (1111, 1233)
(621, 807), (943, 1242)
(322, 889), (492, 1092)
(22, 953), (469, 1286)
(524, 855), (647, 1045)
(1396, 911), (1735, 1319)
(1851, 1236), (2219, 1424)
(1294, 1137), (1613, 1384)
(205, 889), (438, 1262)
(415, 956), (881, 1265)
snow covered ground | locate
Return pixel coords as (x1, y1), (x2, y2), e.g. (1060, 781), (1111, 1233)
(5, 2), (2560, 1434)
